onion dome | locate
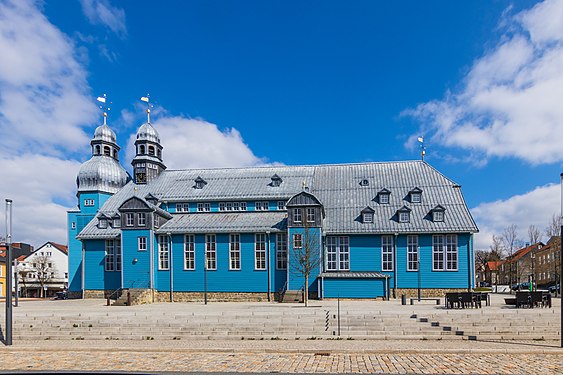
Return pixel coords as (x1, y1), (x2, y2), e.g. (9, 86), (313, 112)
(93, 124), (117, 143)
(77, 157), (130, 194)
(136, 122), (160, 143)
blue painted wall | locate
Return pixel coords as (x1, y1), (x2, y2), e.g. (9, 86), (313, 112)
(83, 239), (121, 291)
(122, 229), (151, 288)
(287, 227), (321, 292)
(324, 278), (384, 298)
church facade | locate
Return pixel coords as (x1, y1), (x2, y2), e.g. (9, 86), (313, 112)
(68, 114), (478, 301)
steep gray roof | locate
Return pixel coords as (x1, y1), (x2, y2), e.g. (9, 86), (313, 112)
(156, 212), (287, 234)
(77, 160), (478, 239)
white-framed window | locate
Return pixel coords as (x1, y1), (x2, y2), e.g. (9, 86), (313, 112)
(381, 235), (394, 271)
(255, 201), (269, 211)
(137, 213), (146, 227)
(276, 233), (287, 270)
(84, 199), (95, 207)
(399, 211), (410, 223)
(407, 235), (418, 271)
(411, 193), (421, 203)
(433, 211), (444, 222)
(230, 234), (241, 270)
(138, 236), (147, 251)
(205, 234), (216, 270)
(363, 212), (374, 223)
(71, 222), (76, 230)
(233, 202), (240, 211)
(153, 215), (159, 228)
(240, 202), (247, 211)
(158, 235), (169, 270)
(197, 203), (211, 212)
(306, 207), (315, 222)
(432, 234), (458, 271)
(326, 236), (350, 271)
(293, 233), (303, 249)
(105, 239), (121, 272)
(113, 217), (120, 228)
(277, 201), (286, 210)
(293, 208), (302, 223)
(255, 233), (267, 270)
(226, 202), (233, 211)
(126, 213), (134, 227)
(219, 202), (226, 211)
(99, 219), (107, 229)
(176, 203), (189, 212)
(184, 234), (195, 270)
(379, 194), (389, 204)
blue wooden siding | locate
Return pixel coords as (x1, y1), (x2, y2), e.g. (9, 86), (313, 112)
(155, 233), (277, 293)
(67, 212), (95, 292)
(83, 239), (120, 290)
(324, 278), (385, 298)
(122, 229), (151, 288)
(287, 227), (321, 291)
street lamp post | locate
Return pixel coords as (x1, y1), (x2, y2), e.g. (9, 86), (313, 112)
(559, 172), (562, 348)
(5, 199), (13, 346)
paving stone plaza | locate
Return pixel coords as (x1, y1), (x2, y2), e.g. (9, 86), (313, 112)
(1, 294), (563, 373)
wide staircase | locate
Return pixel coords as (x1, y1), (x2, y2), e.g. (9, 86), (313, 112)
(7, 305), (453, 341)
(412, 308), (560, 341)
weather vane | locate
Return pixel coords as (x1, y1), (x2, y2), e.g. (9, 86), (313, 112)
(96, 94), (111, 125)
(140, 94), (153, 123)
(417, 136), (426, 161)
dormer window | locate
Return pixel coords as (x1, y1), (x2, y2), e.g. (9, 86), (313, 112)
(431, 205), (445, 222)
(361, 206), (375, 224)
(409, 187), (423, 203)
(270, 174), (282, 187)
(194, 176), (207, 189)
(377, 188), (391, 204)
(99, 219), (107, 229)
(113, 215), (121, 228)
(359, 179), (369, 187)
(397, 206), (411, 223)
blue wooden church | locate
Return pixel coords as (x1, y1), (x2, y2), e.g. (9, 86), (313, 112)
(68, 111), (478, 302)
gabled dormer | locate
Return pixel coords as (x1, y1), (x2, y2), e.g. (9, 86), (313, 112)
(377, 188), (391, 204)
(409, 187), (423, 203)
(270, 174), (283, 187)
(360, 206), (375, 224)
(194, 176), (207, 189)
(397, 205), (412, 223)
(145, 193), (159, 205)
(430, 204), (446, 222)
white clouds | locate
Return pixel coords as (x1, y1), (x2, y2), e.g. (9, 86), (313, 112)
(0, 0), (95, 246)
(125, 115), (265, 170)
(80, 0), (126, 38)
(404, 0), (563, 165)
(472, 183), (561, 249)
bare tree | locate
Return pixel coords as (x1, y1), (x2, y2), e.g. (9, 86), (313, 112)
(33, 254), (56, 298)
(489, 234), (504, 260)
(16, 263), (32, 297)
(502, 224), (521, 287)
(545, 213), (561, 238)
(290, 223), (322, 307)
(528, 225), (542, 245)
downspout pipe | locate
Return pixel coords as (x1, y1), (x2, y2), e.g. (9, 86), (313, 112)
(266, 231), (271, 302)
(393, 233), (398, 299)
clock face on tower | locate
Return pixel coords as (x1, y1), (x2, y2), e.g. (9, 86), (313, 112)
(136, 172), (146, 183)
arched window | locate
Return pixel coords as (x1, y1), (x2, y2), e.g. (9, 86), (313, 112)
(157, 149), (161, 158)
(140, 145), (145, 154)
(95, 145), (101, 155)
(104, 146), (111, 156)
(113, 149), (118, 159)
(148, 145), (155, 156)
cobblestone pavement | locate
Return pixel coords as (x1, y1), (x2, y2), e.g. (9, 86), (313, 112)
(0, 349), (562, 374)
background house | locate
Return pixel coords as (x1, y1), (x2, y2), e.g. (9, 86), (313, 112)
(17, 242), (68, 298)
(534, 236), (560, 290)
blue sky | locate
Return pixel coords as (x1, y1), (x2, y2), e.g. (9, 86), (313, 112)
(1, 0), (562, 250)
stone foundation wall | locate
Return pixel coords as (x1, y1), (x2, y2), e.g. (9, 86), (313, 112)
(153, 291), (272, 303)
(83, 290), (118, 299)
(395, 288), (468, 298)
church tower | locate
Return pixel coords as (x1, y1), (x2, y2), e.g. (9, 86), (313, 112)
(131, 97), (166, 184)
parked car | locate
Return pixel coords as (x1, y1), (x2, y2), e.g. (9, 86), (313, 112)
(549, 284), (560, 293)
(511, 282), (534, 291)
(479, 281), (490, 287)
